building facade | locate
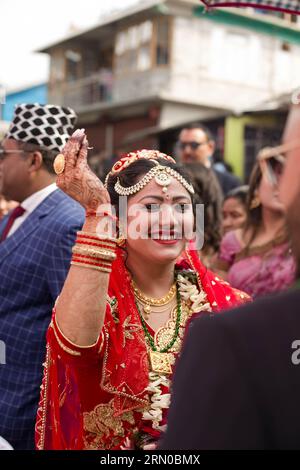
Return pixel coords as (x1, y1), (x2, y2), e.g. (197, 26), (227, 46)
(39, 0), (300, 180)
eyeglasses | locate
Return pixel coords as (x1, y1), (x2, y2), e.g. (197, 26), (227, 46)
(257, 139), (300, 160)
(264, 156), (285, 186)
(258, 147), (287, 186)
(0, 148), (30, 160)
(179, 141), (208, 151)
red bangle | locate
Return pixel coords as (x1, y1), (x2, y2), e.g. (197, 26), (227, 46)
(76, 232), (116, 245)
(76, 236), (116, 248)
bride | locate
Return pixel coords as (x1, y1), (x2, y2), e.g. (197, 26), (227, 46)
(36, 129), (249, 450)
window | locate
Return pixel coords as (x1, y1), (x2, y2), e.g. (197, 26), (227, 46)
(114, 18), (170, 74)
(137, 21), (152, 71)
(50, 52), (65, 83)
(65, 50), (82, 82)
(155, 18), (170, 66)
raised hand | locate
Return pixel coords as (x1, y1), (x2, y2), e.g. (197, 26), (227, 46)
(56, 129), (110, 211)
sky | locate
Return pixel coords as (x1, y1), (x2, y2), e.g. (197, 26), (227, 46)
(0, 0), (139, 91)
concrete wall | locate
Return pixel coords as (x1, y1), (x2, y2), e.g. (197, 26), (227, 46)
(168, 15), (300, 112)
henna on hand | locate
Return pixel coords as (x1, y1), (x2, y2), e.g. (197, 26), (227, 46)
(56, 129), (111, 211)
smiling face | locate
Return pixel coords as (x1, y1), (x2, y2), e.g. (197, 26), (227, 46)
(124, 176), (194, 265)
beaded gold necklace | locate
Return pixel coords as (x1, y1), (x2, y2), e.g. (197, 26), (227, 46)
(134, 282), (181, 375)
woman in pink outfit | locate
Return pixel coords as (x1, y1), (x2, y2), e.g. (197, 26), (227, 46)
(216, 151), (296, 298)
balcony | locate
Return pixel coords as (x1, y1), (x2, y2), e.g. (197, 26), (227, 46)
(48, 66), (173, 112)
(49, 70), (113, 111)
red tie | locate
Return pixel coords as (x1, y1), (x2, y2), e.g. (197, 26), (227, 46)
(0, 205), (25, 241)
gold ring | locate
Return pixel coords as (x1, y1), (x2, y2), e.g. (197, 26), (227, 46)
(53, 153), (65, 175)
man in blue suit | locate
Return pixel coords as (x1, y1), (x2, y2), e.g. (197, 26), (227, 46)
(0, 104), (85, 449)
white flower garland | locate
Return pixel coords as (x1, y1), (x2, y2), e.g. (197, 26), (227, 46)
(177, 273), (211, 313)
(142, 371), (170, 431)
(142, 272), (211, 430)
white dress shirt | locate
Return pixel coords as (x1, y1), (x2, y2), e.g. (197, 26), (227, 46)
(7, 183), (57, 238)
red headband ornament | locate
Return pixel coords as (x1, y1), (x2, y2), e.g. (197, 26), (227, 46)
(200, 1), (300, 15)
(109, 149), (176, 176)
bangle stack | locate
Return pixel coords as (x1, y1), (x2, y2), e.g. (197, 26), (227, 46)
(71, 231), (117, 274)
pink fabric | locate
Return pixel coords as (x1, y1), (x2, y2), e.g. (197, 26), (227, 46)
(218, 231), (296, 298)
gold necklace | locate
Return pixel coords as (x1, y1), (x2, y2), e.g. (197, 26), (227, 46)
(136, 297), (177, 320)
(131, 280), (177, 317)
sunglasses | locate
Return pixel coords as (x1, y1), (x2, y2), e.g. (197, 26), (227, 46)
(179, 141), (208, 150)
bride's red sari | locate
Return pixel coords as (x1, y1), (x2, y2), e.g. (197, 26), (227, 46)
(35, 247), (249, 450)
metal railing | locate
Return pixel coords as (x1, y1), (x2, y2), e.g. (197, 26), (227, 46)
(49, 71), (113, 109)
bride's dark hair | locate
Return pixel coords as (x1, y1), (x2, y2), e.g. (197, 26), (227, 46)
(106, 157), (195, 217)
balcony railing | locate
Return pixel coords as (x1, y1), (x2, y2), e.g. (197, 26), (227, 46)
(49, 70), (113, 109)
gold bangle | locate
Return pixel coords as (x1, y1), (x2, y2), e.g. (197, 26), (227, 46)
(72, 254), (112, 267)
(72, 245), (117, 261)
(71, 260), (112, 273)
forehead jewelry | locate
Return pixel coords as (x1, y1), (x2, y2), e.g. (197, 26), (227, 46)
(104, 150), (176, 189)
(114, 161), (194, 196)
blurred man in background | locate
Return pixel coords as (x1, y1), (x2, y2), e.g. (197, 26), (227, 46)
(0, 104), (85, 449)
(178, 123), (241, 195)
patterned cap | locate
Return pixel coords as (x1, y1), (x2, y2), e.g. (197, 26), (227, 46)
(5, 103), (77, 152)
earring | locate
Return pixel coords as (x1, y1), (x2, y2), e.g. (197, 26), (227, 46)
(250, 196), (260, 210)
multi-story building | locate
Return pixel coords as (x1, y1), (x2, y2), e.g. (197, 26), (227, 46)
(38, 0), (300, 180)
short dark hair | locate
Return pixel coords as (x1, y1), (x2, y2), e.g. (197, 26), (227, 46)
(183, 162), (223, 252)
(180, 123), (214, 143)
(17, 141), (57, 175)
(224, 185), (249, 207)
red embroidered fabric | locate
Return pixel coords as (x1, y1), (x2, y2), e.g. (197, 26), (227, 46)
(35, 248), (250, 450)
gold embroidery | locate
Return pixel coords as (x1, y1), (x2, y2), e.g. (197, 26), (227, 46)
(59, 368), (71, 408)
(123, 316), (142, 347)
(35, 344), (51, 450)
(52, 323), (81, 356)
(83, 399), (135, 450)
(100, 326), (149, 407)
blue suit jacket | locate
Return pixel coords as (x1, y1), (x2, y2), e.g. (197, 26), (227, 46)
(0, 189), (85, 449)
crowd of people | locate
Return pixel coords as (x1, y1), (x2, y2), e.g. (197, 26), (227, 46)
(0, 101), (299, 450)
